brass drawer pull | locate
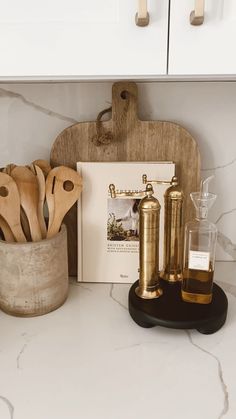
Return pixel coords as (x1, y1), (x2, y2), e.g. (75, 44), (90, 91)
(135, 0), (149, 27)
(190, 0), (205, 26)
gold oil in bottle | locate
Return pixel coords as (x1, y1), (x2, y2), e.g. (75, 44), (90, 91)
(181, 176), (217, 304)
(182, 265), (214, 304)
(160, 176), (184, 283)
(135, 184), (163, 299)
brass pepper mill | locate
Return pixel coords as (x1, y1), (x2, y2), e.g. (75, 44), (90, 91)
(136, 184), (163, 299)
(108, 183), (163, 299)
(160, 176), (184, 282)
(143, 174), (184, 283)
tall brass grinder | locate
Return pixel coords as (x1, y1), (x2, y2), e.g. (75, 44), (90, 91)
(136, 184), (162, 299)
(109, 183), (162, 299)
(161, 176), (184, 282)
(143, 174), (184, 283)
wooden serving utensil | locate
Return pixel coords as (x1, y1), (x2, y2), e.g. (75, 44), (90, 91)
(3, 163), (17, 175)
(0, 172), (26, 242)
(32, 159), (51, 178)
(45, 171), (55, 233)
(0, 215), (15, 242)
(11, 166), (42, 242)
(28, 164), (47, 238)
(20, 207), (32, 241)
(46, 166), (82, 239)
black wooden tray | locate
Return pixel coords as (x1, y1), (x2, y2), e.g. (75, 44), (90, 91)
(129, 280), (228, 334)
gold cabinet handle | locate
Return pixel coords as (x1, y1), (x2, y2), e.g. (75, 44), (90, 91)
(190, 0), (205, 26)
(135, 0), (149, 27)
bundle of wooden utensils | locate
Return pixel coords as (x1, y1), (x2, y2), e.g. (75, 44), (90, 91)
(0, 159), (82, 242)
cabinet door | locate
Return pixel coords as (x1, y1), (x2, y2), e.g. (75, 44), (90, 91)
(0, 0), (169, 80)
(169, 0), (236, 76)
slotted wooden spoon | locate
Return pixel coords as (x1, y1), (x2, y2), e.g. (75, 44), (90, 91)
(11, 166), (42, 242)
(0, 172), (26, 242)
(46, 166), (82, 239)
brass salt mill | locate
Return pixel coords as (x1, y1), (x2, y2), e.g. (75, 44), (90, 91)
(109, 183), (163, 299)
(143, 174), (184, 283)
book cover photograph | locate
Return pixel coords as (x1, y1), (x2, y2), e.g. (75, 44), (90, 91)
(77, 162), (175, 283)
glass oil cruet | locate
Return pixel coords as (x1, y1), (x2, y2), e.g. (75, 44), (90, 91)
(181, 176), (217, 304)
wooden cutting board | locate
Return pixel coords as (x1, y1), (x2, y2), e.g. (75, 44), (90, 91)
(50, 82), (201, 276)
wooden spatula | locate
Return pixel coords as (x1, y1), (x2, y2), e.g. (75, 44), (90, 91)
(29, 164), (47, 238)
(0, 172), (26, 242)
(46, 166), (82, 239)
(11, 166), (42, 242)
(0, 215), (15, 242)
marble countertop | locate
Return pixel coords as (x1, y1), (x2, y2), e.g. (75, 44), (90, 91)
(0, 262), (235, 419)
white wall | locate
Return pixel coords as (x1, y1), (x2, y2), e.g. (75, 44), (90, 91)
(0, 81), (235, 262)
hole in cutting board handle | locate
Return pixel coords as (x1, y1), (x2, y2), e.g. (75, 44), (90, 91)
(0, 186), (9, 197)
(63, 180), (74, 192)
(120, 90), (129, 100)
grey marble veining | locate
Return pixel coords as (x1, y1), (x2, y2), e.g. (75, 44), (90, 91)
(69, 279), (93, 293)
(16, 343), (28, 370)
(110, 283), (128, 311)
(186, 330), (229, 419)
(202, 157), (236, 172)
(0, 87), (78, 124)
(218, 233), (236, 260)
(215, 208), (236, 225)
(0, 396), (14, 419)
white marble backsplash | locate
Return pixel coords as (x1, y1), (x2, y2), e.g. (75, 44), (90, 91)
(0, 81), (235, 262)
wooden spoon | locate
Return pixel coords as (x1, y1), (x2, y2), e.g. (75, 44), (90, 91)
(46, 166), (82, 238)
(3, 163), (17, 175)
(11, 166), (42, 242)
(0, 216), (15, 242)
(0, 172), (26, 242)
(28, 164), (47, 238)
(20, 207), (32, 241)
(32, 159), (51, 178)
(45, 170), (55, 233)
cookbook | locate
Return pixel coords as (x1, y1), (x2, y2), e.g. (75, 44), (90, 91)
(77, 162), (175, 283)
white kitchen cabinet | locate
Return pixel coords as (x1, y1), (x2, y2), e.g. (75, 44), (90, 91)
(169, 0), (236, 76)
(0, 0), (169, 80)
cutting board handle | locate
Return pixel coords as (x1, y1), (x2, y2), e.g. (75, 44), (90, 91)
(111, 82), (139, 146)
(112, 82), (139, 124)
(93, 82), (139, 147)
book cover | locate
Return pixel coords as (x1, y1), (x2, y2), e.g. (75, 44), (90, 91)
(77, 162), (175, 283)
